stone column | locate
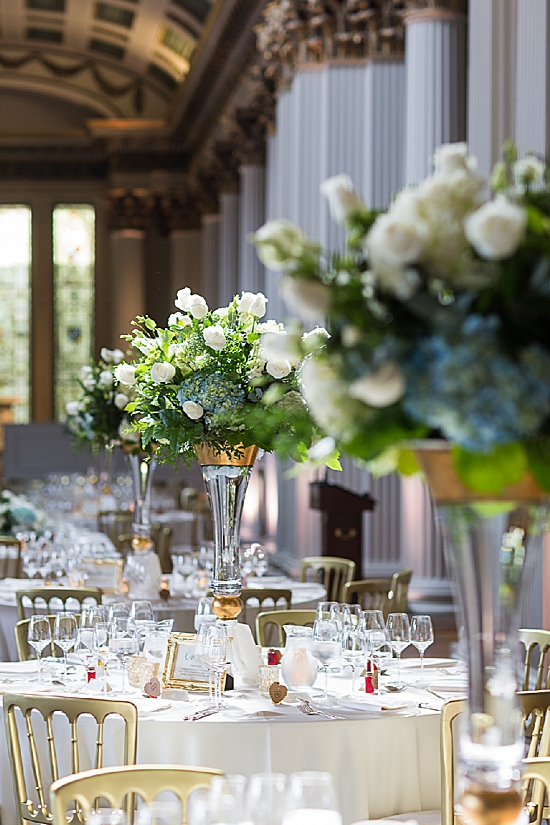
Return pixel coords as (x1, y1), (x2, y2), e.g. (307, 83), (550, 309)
(403, 2), (467, 185)
(515, 0), (550, 157)
(201, 214), (221, 310)
(239, 164), (266, 295)
(171, 229), (202, 298)
(218, 190), (240, 308)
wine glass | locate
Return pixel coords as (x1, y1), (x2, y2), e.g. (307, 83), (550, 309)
(130, 601), (155, 621)
(108, 602), (131, 621)
(316, 603), (342, 636)
(95, 621), (111, 695)
(194, 597), (215, 631)
(53, 611), (78, 675)
(27, 615), (51, 679)
(202, 624), (230, 708)
(341, 625), (368, 695)
(312, 619), (341, 699)
(360, 609), (386, 632)
(340, 604), (361, 628)
(81, 604), (109, 627)
(283, 771), (342, 825)
(411, 614), (434, 676)
(368, 628), (392, 696)
(387, 613), (411, 688)
(108, 617), (138, 695)
(74, 627), (98, 678)
(245, 773), (287, 825)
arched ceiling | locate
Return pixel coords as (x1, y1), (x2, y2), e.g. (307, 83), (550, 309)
(0, 0), (215, 132)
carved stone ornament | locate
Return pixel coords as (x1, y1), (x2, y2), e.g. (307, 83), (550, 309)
(255, 0), (406, 91)
(401, 0), (467, 15)
(106, 189), (156, 232)
(157, 190), (202, 233)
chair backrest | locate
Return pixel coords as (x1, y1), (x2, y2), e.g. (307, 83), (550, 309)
(4, 692), (138, 825)
(50, 764), (223, 825)
(0, 536), (23, 578)
(300, 556), (356, 602)
(441, 691), (550, 825)
(16, 587), (102, 621)
(389, 568), (412, 613)
(15, 613), (82, 660)
(240, 588), (292, 624)
(341, 578), (392, 617)
(98, 511), (133, 546)
(117, 525), (173, 571)
(255, 608), (317, 646)
(520, 628), (550, 690)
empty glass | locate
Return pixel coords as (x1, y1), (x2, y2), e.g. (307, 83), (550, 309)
(246, 773), (287, 825)
(387, 612), (411, 688)
(360, 610), (386, 631)
(108, 617), (138, 694)
(27, 615), (51, 678)
(340, 604), (361, 628)
(200, 624), (230, 708)
(411, 614), (434, 675)
(341, 625), (368, 694)
(368, 628), (392, 695)
(81, 604), (109, 627)
(88, 811), (127, 825)
(130, 600), (155, 622)
(74, 627), (98, 675)
(312, 619), (341, 699)
(134, 801), (181, 825)
(283, 771), (342, 825)
(108, 602), (131, 621)
(194, 597), (216, 631)
(53, 611), (78, 675)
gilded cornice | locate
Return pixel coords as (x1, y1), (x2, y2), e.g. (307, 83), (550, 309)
(106, 188), (156, 232)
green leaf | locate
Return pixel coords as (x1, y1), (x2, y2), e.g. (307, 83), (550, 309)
(452, 442), (527, 495)
(397, 448), (421, 476)
(144, 318), (157, 330)
(525, 438), (550, 492)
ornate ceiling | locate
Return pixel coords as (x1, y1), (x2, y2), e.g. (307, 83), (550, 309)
(0, 0), (215, 130)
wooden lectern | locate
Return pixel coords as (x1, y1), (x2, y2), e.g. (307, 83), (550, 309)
(309, 481), (376, 580)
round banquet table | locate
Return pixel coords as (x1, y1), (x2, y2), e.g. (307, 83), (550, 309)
(0, 658), (448, 825)
(0, 577), (325, 661)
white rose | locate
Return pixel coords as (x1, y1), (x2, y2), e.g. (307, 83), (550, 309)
(302, 326), (330, 350)
(433, 142), (477, 176)
(133, 336), (156, 355)
(168, 312), (192, 327)
(320, 174), (365, 224)
(175, 287), (192, 311)
(238, 291), (268, 318)
(80, 365), (93, 379)
(100, 347), (114, 363)
(514, 154), (546, 187)
(66, 401), (81, 416)
(266, 358), (292, 379)
(260, 331), (301, 365)
(279, 277), (331, 322)
(182, 401), (204, 420)
(464, 195), (527, 260)
(348, 361), (405, 408)
(250, 219), (309, 271)
(256, 319), (284, 334)
(366, 209), (428, 268)
(98, 370), (113, 388)
(187, 294), (208, 319)
(203, 325), (226, 351)
(112, 348), (125, 364)
(115, 363), (137, 385)
(151, 362), (176, 383)
(82, 376), (96, 391)
(114, 392), (129, 410)
(215, 307), (229, 319)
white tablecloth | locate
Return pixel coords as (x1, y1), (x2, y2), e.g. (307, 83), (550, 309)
(0, 659), (447, 825)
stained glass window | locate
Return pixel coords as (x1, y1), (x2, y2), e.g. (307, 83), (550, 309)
(0, 207), (31, 423)
(53, 204), (95, 420)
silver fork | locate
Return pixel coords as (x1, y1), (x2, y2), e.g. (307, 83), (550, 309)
(296, 699), (346, 720)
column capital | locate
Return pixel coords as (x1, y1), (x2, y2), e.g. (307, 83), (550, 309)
(157, 190), (202, 233)
(106, 188), (155, 232)
(255, 0), (405, 92)
(401, 0), (467, 22)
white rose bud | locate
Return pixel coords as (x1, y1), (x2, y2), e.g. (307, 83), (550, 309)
(187, 294), (208, 319)
(182, 401), (204, 420)
(367, 209), (428, 268)
(279, 277), (331, 323)
(82, 376), (96, 391)
(112, 348), (125, 364)
(66, 400), (81, 416)
(320, 174), (365, 224)
(100, 347), (114, 363)
(433, 142), (477, 175)
(151, 362), (176, 383)
(175, 287), (192, 311)
(114, 392), (129, 410)
(302, 326), (330, 350)
(98, 370), (113, 388)
(348, 361), (405, 408)
(266, 358), (292, 379)
(464, 195), (527, 260)
(238, 291), (268, 318)
(250, 219), (308, 271)
(203, 325), (226, 350)
(514, 154), (546, 187)
(168, 312), (192, 327)
(80, 365), (93, 379)
(115, 363), (137, 386)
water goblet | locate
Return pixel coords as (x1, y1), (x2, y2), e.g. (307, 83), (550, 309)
(387, 612), (411, 688)
(283, 771), (342, 825)
(411, 614), (434, 676)
(108, 616), (138, 695)
(27, 615), (51, 679)
(341, 625), (368, 694)
(312, 619), (341, 699)
(53, 611), (78, 675)
(368, 628), (392, 696)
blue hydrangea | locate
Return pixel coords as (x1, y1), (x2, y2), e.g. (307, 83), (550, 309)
(403, 314), (550, 452)
(177, 372), (246, 428)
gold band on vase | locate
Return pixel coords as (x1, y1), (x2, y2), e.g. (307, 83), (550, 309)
(194, 443), (259, 467)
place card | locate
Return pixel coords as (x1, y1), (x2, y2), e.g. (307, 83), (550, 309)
(79, 558), (124, 593)
(162, 632), (226, 692)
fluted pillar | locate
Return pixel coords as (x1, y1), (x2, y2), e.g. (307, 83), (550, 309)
(239, 165), (266, 294)
(218, 191), (240, 308)
(468, 0), (517, 177)
(201, 214), (221, 310)
(170, 229), (202, 298)
(111, 229), (146, 342)
(404, 7), (467, 184)
(515, 0), (550, 157)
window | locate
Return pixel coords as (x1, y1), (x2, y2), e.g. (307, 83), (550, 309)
(0, 207), (31, 423)
(94, 3), (135, 29)
(89, 38), (125, 59)
(53, 205), (95, 421)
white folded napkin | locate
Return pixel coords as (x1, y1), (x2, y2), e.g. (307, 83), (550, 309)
(337, 697), (417, 715)
(129, 697), (172, 716)
(0, 661), (40, 674)
(427, 678), (468, 693)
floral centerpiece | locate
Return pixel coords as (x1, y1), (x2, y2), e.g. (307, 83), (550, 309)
(0, 490), (45, 536)
(65, 347), (137, 450)
(251, 143), (550, 825)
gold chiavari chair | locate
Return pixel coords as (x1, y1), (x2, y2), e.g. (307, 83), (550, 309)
(15, 613), (82, 661)
(4, 692), (138, 825)
(520, 628), (550, 690)
(300, 556), (355, 602)
(239, 587), (292, 625)
(16, 587), (102, 621)
(50, 764), (223, 825)
(389, 568), (413, 613)
(0, 536), (23, 578)
(98, 511), (133, 548)
(255, 608), (317, 646)
(117, 524), (172, 570)
(341, 578), (393, 617)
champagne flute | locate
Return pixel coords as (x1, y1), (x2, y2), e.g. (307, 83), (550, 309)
(27, 615), (51, 679)
(368, 628), (392, 696)
(411, 614), (434, 676)
(95, 620), (111, 694)
(283, 771), (342, 825)
(109, 617), (138, 695)
(387, 612), (411, 688)
(53, 611), (78, 675)
(312, 619), (341, 699)
(341, 625), (368, 695)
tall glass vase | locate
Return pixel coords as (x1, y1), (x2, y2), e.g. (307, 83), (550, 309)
(194, 444), (259, 619)
(416, 443), (549, 825)
(124, 450), (162, 599)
